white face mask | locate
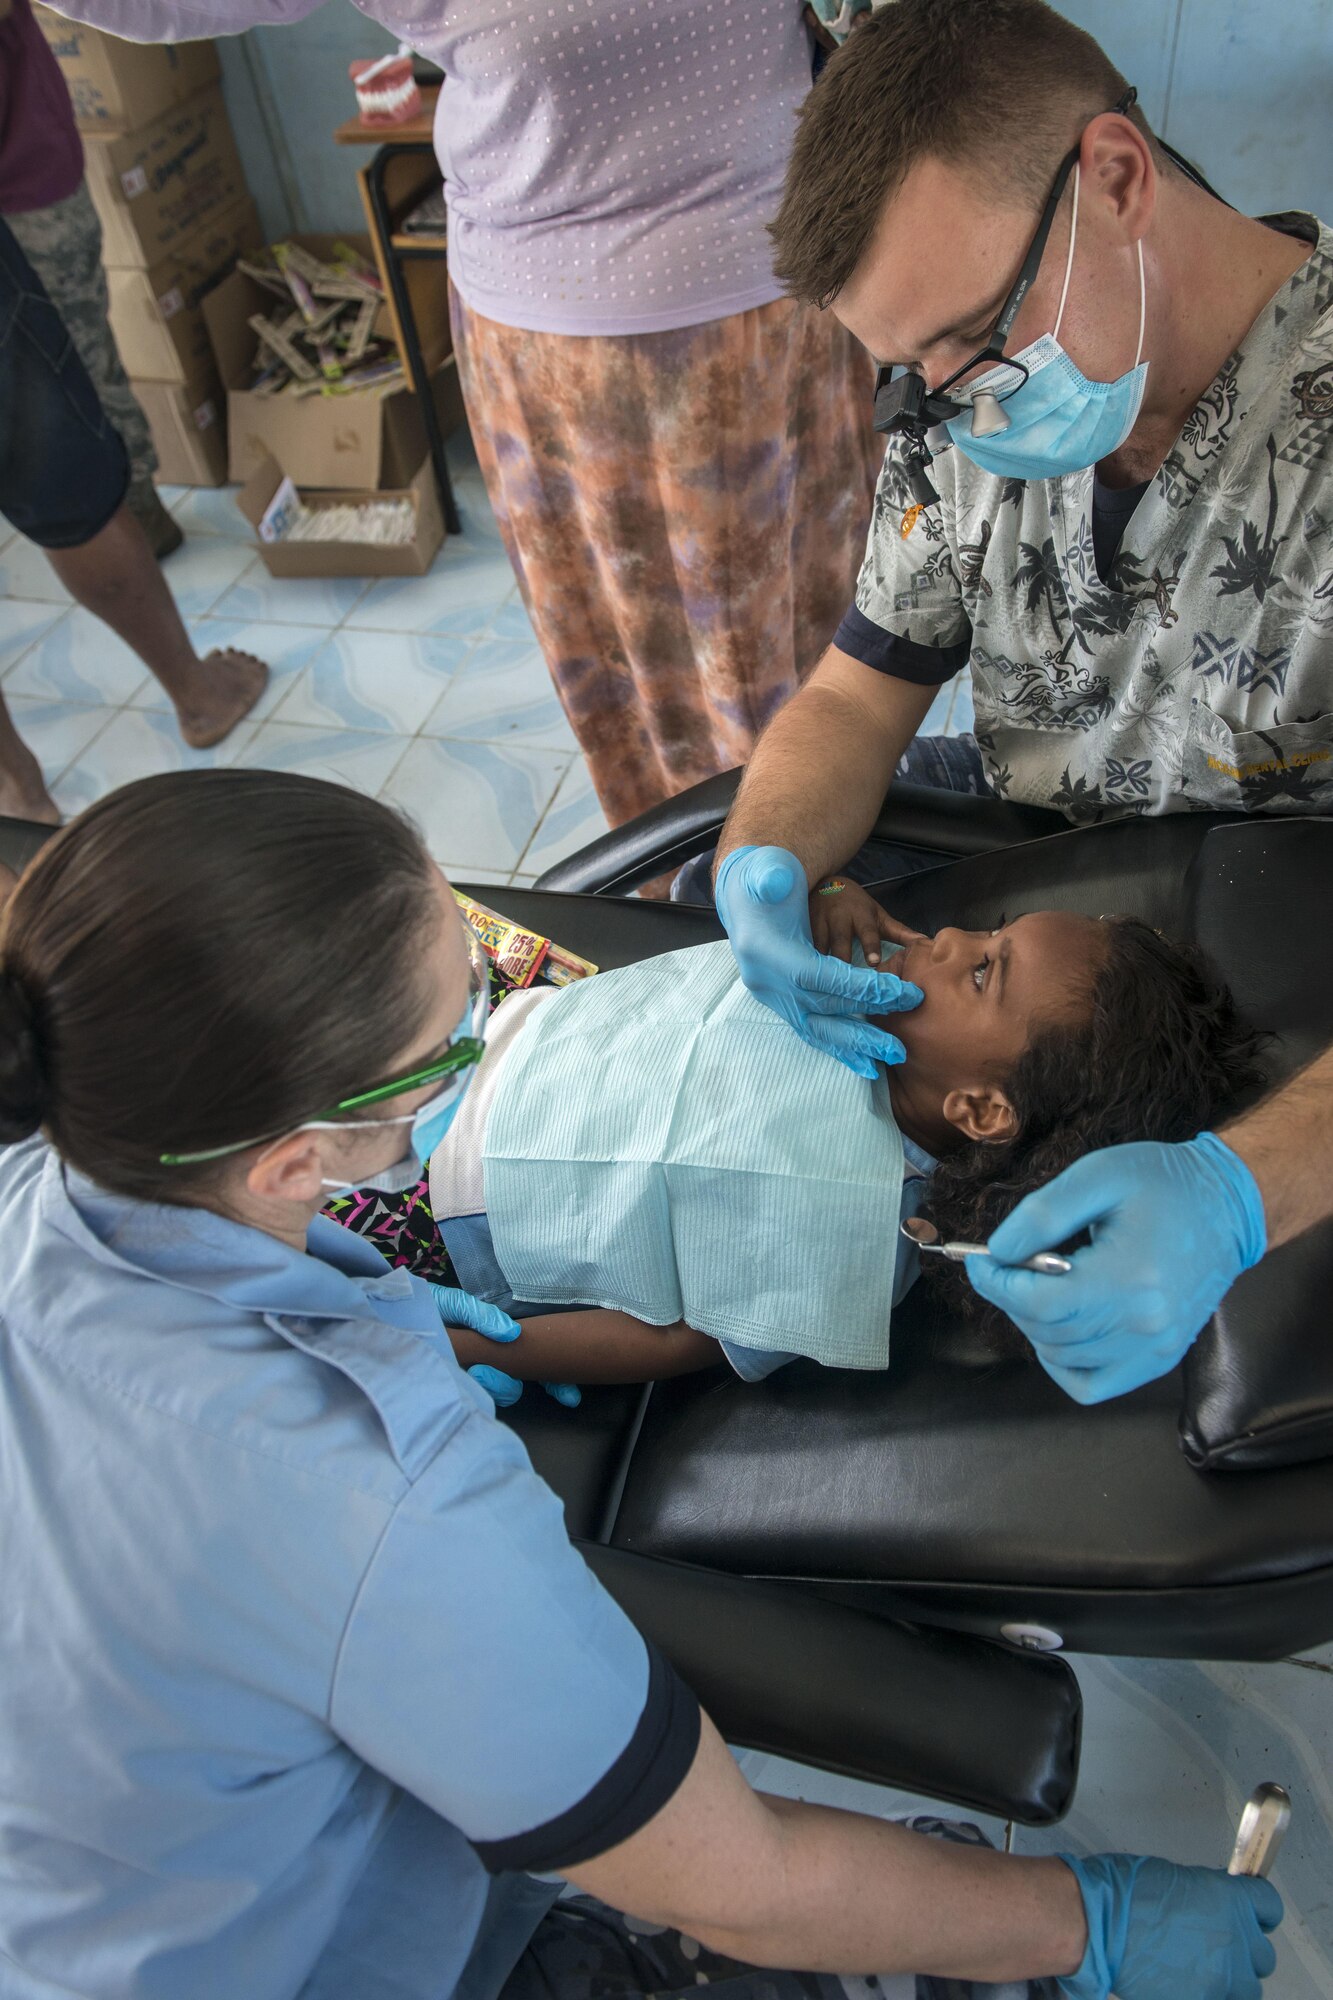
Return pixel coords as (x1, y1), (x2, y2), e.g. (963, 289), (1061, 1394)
(316, 933), (492, 1197)
(316, 1058), (476, 1199)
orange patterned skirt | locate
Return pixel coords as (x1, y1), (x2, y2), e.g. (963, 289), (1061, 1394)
(449, 285), (883, 831)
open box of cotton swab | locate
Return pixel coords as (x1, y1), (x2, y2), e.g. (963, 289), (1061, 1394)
(236, 448), (445, 578)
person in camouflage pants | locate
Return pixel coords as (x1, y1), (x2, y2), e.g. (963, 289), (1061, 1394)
(1, 0), (180, 558)
(6, 181), (179, 559)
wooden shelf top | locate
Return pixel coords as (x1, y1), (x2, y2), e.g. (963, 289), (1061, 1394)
(334, 82), (439, 147)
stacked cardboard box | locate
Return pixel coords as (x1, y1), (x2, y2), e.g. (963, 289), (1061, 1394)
(34, 6), (258, 486)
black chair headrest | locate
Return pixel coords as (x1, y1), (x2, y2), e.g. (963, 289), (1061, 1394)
(872, 814), (1333, 1470)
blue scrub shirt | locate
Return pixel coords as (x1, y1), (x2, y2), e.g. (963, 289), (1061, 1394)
(0, 1138), (698, 2000)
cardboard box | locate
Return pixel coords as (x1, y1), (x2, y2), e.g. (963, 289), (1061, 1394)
(223, 373), (430, 492)
(135, 360), (228, 487)
(106, 196), (261, 383)
(237, 451), (445, 578)
(84, 86), (249, 270)
(202, 233), (465, 488)
(32, 5), (219, 132)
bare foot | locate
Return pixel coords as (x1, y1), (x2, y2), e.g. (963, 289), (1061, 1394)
(175, 650), (269, 750)
(0, 743), (61, 826)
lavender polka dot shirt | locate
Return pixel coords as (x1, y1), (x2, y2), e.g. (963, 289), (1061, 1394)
(57, 0), (817, 337)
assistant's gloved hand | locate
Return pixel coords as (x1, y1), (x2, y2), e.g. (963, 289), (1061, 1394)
(967, 1133), (1266, 1404)
(714, 845), (922, 1079)
(430, 1285), (582, 1410)
(1058, 1853), (1282, 2000)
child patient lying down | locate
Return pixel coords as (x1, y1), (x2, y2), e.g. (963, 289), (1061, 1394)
(430, 881), (1264, 1387)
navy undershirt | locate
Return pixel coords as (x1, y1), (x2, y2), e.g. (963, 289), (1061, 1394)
(1092, 472), (1150, 584)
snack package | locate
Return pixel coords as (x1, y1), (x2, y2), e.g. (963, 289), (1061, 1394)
(454, 893), (549, 988)
(452, 891), (600, 990)
(543, 940), (599, 987)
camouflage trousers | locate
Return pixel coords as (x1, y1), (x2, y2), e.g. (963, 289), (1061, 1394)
(5, 180), (157, 505)
(500, 1819), (1059, 2000)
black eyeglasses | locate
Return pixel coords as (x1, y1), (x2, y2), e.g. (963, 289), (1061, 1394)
(870, 87), (1218, 509)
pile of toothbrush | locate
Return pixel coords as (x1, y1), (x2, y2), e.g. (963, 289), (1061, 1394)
(242, 240), (403, 399)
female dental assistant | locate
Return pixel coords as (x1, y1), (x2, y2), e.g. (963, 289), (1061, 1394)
(0, 769), (1280, 2000)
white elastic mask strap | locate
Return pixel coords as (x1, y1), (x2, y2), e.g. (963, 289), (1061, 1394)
(1133, 236), (1146, 368)
(1052, 161), (1080, 344)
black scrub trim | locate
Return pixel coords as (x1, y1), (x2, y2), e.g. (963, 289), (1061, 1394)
(834, 603), (968, 685)
(472, 1643), (701, 1875)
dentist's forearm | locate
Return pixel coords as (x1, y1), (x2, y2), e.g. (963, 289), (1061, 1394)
(1220, 1040), (1333, 1251)
(715, 1792), (1087, 1981)
(572, 1718), (1087, 1982)
(716, 649), (934, 887)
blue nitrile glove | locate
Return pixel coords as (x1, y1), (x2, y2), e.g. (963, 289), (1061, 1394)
(967, 1133), (1266, 1405)
(430, 1285), (582, 1410)
(1058, 1854), (1282, 2000)
(714, 845), (922, 1079)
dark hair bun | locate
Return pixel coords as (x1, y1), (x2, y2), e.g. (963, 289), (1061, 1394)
(0, 964), (49, 1143)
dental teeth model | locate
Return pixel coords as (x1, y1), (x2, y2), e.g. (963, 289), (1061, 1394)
(349, 48), (422, 127)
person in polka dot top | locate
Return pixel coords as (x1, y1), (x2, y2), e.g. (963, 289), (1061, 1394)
(60, 0), (883, 851)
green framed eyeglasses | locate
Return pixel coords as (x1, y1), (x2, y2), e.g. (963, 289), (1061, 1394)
(160, 924), (491, 1166)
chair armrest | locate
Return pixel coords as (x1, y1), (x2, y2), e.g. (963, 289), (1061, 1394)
(534, 771), (741, 895)
(580, 1545), (1080, 1825)
(865, 786), (1068, 866)
(533, 773), (1067, 897)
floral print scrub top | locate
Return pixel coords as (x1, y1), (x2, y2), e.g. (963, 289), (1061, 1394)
(837, 215), (1333, 822)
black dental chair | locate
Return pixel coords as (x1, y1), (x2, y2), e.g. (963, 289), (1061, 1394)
(493, 781), (1333, 1827)
(6, 787), (1329, 1836)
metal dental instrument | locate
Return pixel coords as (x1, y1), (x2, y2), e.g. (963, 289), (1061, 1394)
(1227, 1783), (1291, 1879)
(900, 1215), (1072, 1275)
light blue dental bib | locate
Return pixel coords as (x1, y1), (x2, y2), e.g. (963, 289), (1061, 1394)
(483, 941), (906, 1370)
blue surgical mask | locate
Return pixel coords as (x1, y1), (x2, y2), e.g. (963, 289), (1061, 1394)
(945, 165), (1148, 481)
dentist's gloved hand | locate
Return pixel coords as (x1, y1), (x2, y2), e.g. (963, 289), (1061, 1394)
(967, 1134), (1266, 1404)
(714, 845), (923, 1079)
(430, 1285), (582, 1410)
(1058, 1853), (1282, 2000)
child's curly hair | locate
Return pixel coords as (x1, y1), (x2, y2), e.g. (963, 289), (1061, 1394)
(919, 917), (1270, 1347)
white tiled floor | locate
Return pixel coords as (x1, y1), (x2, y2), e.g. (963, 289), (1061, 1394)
(3, 431), (1330, 1992)
(0, 431), (600, 889)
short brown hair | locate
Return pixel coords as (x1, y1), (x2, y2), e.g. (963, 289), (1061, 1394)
(771, 0), (1140, 308)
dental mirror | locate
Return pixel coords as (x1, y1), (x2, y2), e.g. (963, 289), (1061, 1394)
(900, 1215), (1072, 1276)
